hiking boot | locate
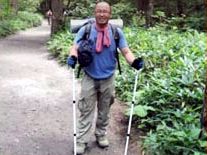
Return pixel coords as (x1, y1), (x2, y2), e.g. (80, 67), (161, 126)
(76, 142), (86, 155)
(96, 135), (109, 148)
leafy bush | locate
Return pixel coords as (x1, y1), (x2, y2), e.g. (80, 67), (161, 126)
(18, 0), (42, 12)
(157, 14), (205, 32)
(67, 0), (97, 18)
(115, 27), (206, 154)
(143, 122), (206, 155)
(17, 11), (42, 27)
(0, 0), (11, 19)
(112, 2), (137, 25)
(0, 11), (42, 37)
(47, 31), (74, 64)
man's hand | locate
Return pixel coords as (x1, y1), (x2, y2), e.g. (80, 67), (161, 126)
(131, 58), (144, 70)
(67, 56), (77, 69)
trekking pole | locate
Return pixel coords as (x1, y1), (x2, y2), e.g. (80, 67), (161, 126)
(124, 69), (141, 155)
(72, 68), (77, 155)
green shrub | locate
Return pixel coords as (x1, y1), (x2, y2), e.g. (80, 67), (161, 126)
(143, 122), (206, 155)
(18, 0), (42, 12)
(112, 2), (137, 25)
(47, 31), (74, 64)
(115, 27), (206, 154)
(0, 11), (42, 38)
(17, 11), (42, 27)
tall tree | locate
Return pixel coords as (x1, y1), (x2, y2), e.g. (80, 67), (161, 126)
(135, 0), (154, 27)
(176, 0), (184, 16)
(145, 0), (154, 27)
(50, 0), (64, 35)
(10, 0), (18, 14)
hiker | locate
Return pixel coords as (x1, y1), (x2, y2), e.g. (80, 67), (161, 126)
(46, 9), (52, 25)
(67, 1), (144, 154)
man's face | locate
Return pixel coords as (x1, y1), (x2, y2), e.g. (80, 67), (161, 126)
(94, 2), (111, 25)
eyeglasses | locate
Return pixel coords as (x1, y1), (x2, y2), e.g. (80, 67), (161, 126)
(95, 10), (110, 14)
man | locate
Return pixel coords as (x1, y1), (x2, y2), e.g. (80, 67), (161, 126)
(46, 9), (52, 25)
(67, 1), (143, 154)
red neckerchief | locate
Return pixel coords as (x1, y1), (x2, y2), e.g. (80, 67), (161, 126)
(95, 23), (111, 53)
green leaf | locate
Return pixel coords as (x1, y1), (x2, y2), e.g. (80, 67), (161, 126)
(133, 105), (155, 117)
(199, 140), (207, 148)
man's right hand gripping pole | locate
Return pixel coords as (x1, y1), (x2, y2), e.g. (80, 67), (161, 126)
(67, 56), (77, 69)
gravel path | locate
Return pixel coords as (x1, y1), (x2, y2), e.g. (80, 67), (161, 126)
(0, 21), (141, 155)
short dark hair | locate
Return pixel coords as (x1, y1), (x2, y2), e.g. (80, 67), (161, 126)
(95, 1), (112, 13)
(96, 0), (111, 5)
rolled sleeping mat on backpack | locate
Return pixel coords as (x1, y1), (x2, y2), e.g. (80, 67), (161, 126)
(70, 18), (123, 33)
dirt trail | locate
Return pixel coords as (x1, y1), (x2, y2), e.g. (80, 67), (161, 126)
(0, 21), (141, 155)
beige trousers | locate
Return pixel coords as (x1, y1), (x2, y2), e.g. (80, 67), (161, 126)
(77, 73), (115, 143)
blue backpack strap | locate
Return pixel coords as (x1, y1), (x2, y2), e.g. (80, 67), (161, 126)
(77, 23), (92, 78)
(77, 23), (92, 43)
(110, 24), (121, 74)
(83, 23), (92, 40)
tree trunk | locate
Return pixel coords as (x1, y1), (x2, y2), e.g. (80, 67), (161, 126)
(205, 91), (207, 134)
(165, 0), (171, 17)
(10, 0), (18, 14)
(50, 0), (64, 35)
(145, 0), (154, 27)
(134, 0), (154, 27)
(204, 0), (207, 140)
(204, 54), (207, 134)
(176, 0), (184, 16)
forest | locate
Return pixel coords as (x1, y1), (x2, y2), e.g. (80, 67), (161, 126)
(0, 0), (206, 154)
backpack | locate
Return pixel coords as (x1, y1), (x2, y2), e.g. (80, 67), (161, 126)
(74, 20), (122, 78)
